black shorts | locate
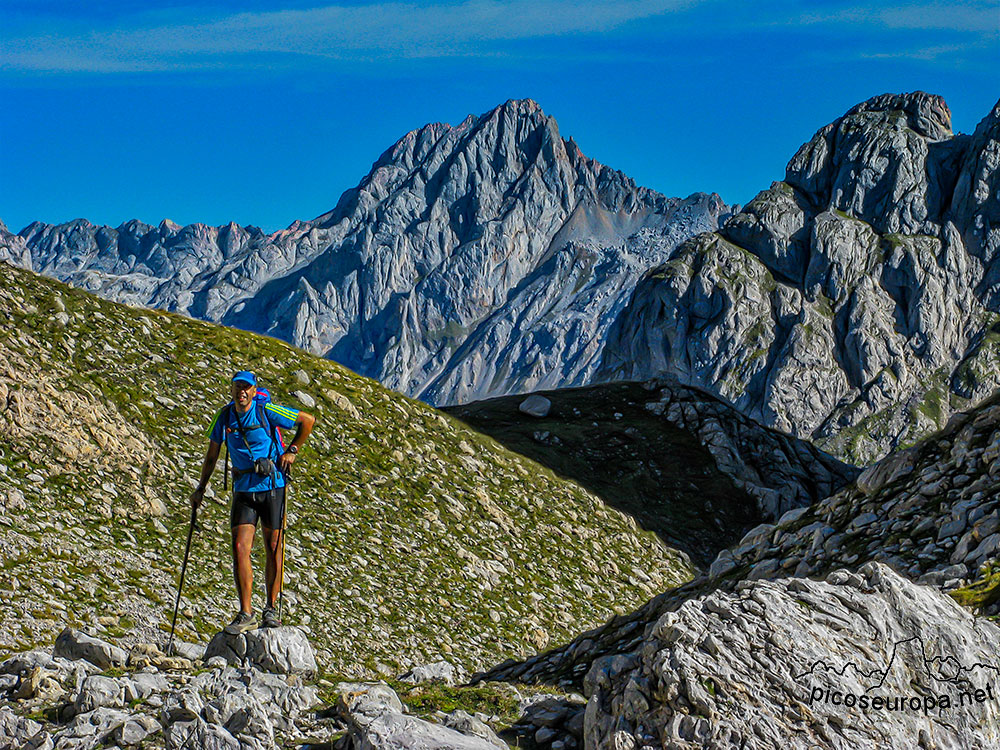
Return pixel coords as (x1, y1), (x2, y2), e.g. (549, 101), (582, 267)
(231, 486), (286, 529)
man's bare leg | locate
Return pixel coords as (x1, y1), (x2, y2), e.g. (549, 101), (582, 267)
(262, 526), (283, 609)
(232, 523), (256, 614)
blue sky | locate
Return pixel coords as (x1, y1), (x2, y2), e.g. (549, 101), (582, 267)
(1, 0), (997, 233)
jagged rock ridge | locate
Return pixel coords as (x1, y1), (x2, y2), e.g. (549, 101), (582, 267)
(1, 99), (732, 407)
(599, 92), (1000, 464)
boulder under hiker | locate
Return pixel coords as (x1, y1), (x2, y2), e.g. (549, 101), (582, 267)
(189, 370), (315, 633)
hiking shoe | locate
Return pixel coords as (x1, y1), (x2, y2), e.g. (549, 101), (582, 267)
(261, 606), (281, 629)
(224, 610), (257, 635)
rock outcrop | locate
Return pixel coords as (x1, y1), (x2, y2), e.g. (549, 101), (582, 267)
(704, 390), (1000, 594)
(599, 92), (1000, 464)
(6, 99), (732, 408)
(0, 629), (538, 750)
(339, 682), (502, 750)
(204, 626), (317, 676)
(0, 631), (319, 750)
(586, 562), (1000, 749)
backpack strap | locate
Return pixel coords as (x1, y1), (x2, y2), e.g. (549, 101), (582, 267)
(256, 400), (284, 491)
(232, 404), (264, 457)
(257, 402), (285, 461)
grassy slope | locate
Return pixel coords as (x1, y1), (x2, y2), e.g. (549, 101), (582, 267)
(0, 261), (693, 677)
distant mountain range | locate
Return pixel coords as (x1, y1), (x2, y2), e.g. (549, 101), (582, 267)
(5, 92), (999, 464)
(0, 99), (732, 407)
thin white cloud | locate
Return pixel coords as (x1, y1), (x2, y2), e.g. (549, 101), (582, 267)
(798, 2), (999, 33)
(2, 0), (994, 75)
(0, 0), (701, 73)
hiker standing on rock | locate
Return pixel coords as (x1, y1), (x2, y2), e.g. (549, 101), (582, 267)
(189, 371), (315, 633)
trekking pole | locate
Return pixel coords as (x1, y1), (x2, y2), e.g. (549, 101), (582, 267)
(168, 505), (198, 655)
(278, 467), (289, 624)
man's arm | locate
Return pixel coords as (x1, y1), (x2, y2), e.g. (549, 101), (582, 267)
(277, 412), (315, 472)
(190, 440), (222, 509)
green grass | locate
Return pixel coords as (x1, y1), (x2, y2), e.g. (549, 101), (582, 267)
(949, 563), (1000, 612)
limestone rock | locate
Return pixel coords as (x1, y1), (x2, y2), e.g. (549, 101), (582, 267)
(585, 562), (1000, 749)
(111, 714), (161, 746)
(335, 682), (405, 724)
(55, 707), (132, 748)
(518, 395), (552, 418)
(204, 630), (249, 666)
(170, 640), (206, 662)
(244, 627), (317, 676)
(336, 682), (501, 750)
(856, 447), (918, 495)
(0, 706), (43, 749)
(1, 650), (57, 677)
(292, 389), (315, 408)
(324, 388), (360, 419)
(129, 643), (192, 671)
(164, 716), (241, 750)
(398, 660), (458, 686)
(598, 92), (1000, 465)
(358, 711), (502, 750)
(53, 628), (126, 670)
(443, 710), (508, 749)
(205, 627), (316, 676)
(75, 674), (125, 713)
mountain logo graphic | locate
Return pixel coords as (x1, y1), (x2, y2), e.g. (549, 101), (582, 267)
(795, 634), (1000, 714)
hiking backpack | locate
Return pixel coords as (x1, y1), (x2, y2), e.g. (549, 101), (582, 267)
(221, 386), (287, 491)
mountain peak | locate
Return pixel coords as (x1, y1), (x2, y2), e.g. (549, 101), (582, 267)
(846, 91), (952, 140)
(117, 219), (155, 235)
(495, 97), (543, 115)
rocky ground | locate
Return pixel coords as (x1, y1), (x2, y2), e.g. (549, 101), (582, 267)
(6, 562), (997, 749)
(0, 260), (693, 680)
(701, 389), (1000, 608)
(0, 626), (576, 750)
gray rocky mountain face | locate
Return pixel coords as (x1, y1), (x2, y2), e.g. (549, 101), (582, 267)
(599, 92), (1000, 464)
(5, 99), (731, 407)
(0, 221), (30, 268)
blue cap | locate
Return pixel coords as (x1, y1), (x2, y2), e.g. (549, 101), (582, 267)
(232, 371), (257, 386)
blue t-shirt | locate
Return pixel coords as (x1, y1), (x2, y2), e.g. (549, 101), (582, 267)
(208, 401), (300, 492)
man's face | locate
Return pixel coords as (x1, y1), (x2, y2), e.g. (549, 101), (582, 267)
(232, 381), (256, 409)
